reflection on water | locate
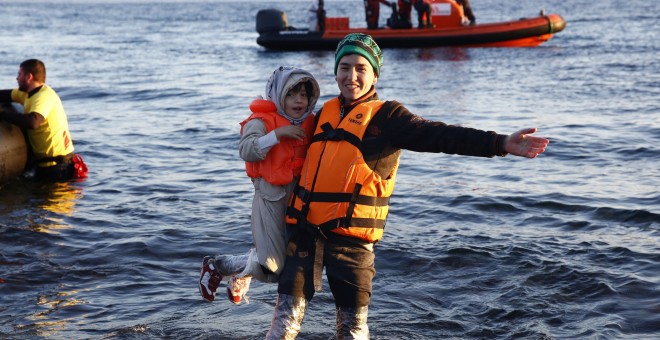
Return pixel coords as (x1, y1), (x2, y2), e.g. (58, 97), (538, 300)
(0, 180), (83, 231)
(1, 0), (658, 338)
(1, 179), (86, 337)
(28, 288), (86, 337)
(38, 182), (82, 217)
(416, 47), (470, 61)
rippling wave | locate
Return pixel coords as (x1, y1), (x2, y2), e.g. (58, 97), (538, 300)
(0, 0), (658, 339)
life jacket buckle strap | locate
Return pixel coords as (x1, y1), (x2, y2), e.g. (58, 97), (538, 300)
(344, 184), (362, 228)
(299, 220), (328, 240)
(300, 219), (345, 240)
(286, 206), (299, 219)
(295, 185), (312, 204)
(319, 122), (346, 141)
(326, 128), (345, 141)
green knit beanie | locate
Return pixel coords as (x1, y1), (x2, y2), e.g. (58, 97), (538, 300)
(334, 33), (383, 76)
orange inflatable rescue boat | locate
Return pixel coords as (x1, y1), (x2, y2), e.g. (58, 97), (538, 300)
(256, 0), (566, 50)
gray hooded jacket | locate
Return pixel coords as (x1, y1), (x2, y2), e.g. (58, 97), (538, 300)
(234, 67), (320, 281)
(265, 66), (320, 125)
(240, 67), (320, 162)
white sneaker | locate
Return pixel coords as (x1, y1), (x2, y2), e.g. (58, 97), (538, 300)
(227, 275), (252, 304)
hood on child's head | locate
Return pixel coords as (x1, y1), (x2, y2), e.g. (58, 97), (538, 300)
(265, 66), (320, 124)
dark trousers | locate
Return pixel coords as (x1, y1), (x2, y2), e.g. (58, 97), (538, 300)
(277, 230), (376, 308)
(365, 0), (383, 29)
(414, 1), (432, 27)
(34, 156), (74, 182)
(455, 0), (476, 23)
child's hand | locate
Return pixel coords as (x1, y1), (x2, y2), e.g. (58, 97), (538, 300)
(274, 125), (306, 141)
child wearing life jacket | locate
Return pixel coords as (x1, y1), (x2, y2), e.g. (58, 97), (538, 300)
(198, 66), (320, 304)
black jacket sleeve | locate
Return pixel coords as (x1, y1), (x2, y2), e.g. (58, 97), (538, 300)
(376, 100), (507, 157)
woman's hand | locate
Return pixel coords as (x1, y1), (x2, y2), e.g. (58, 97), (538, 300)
(504, 128), (549, 158)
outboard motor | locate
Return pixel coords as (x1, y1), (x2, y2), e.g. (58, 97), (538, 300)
(256, 9), (289, 34)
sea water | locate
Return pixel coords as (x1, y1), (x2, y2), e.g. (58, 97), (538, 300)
(0, 0), (658, 338)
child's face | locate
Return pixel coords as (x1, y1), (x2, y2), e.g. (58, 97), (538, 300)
(283, 87), (310, 119)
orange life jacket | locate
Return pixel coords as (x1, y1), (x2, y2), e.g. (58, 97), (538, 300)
(240, 99), (315, 186)
(285, 98), (398, 243)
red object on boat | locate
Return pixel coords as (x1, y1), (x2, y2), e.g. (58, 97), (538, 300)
(256, 0), (566, 50)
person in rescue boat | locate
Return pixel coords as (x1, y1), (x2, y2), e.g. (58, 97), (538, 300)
(198, 67), (321, 305)
(413, 0), (434, 28)
(0, 59), (83, 181)
(308, 0), (326, 31)
(364, 0), (394, 29)
(456, 0), (476, 25)
(265, 33), (549, 339)
(397, 0), (476, 28)
(394, 0), (414, 28)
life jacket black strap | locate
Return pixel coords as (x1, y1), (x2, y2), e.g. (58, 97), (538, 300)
(311, 122), (362, 150)
(287, 205), (387, 231)
(343, 183), (362, 227)
(292, 185), (390, 206)
(296, 217), (386, 240)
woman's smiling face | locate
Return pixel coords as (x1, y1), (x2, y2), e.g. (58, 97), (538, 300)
(335, 54), (378, 102)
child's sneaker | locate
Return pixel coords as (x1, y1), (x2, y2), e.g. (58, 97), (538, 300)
(199, 256), (222, 302)
(227, 275), (252, 304)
